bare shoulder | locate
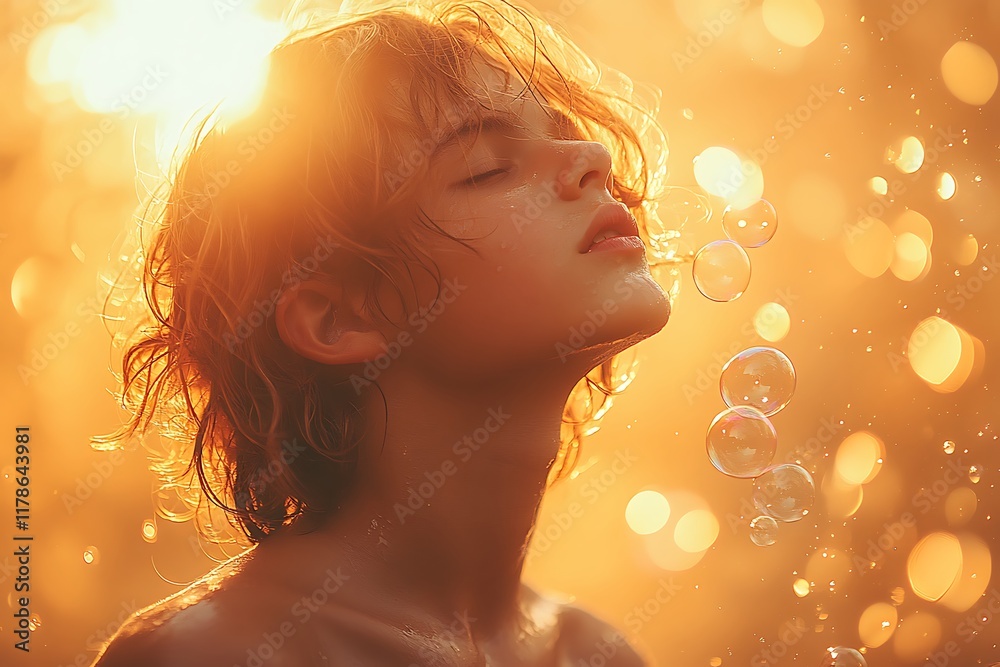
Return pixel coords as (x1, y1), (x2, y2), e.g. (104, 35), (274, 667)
(558, 603), (652, 667)
(88, 549), (315, 667)
(521, 584), (653, 667)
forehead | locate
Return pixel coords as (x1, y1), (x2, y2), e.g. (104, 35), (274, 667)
(433, 54), (558, 142)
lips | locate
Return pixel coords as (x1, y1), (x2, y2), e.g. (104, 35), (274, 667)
(579, 202), (641, 253)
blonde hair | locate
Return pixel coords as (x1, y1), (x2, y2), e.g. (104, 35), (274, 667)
(93, 0), (679, 546)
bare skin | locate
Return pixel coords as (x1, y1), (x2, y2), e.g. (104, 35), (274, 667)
(91, 53), (669, 667)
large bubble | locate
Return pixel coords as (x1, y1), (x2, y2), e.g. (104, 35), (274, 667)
(720, 346), (796, 416)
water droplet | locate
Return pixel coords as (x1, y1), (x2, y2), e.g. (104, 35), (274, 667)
(840, 43), (851, 52)
(969, 465), (982, 483)
(752, 464), (815, 522)
(943, 440), (956, 454)
(721, 199), (778, 248)
(83, 547), (99, 565)
(749, 515), (778, 546)
(706, 406), (777, 478)
(141, 519), (157, 543)
(720, 346), (796, 417)
(692, 240), (751, 302)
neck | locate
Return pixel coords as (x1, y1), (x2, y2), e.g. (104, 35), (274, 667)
(284, 363), (586, 640)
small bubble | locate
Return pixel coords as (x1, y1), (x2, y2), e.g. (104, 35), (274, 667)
(707, 406), (778, 478)
(692, 240), (751, 302)
(840, 43), (851, 52)
(752, 464), (815, 522)
(749, 515), (779, 546)
(682, 108), (695, 120)
(819, 646), (867, 667)
(720, 347), (796, 417)
(943, 440), (956, 454)
(83, 547), (100, 565)
(721, 199), (778, 248)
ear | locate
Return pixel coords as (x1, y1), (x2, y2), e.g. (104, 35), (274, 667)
(275, 279), (386, 366)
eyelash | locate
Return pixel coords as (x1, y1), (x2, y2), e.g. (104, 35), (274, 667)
(464, 167), (509, 186)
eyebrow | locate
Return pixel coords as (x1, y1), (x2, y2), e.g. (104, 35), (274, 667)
(429, 108), (564, 163)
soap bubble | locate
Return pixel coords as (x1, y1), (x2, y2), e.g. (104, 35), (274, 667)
(749, 515), (779, 546)
(720, 346), (796, 416)
(693, 240), (751, 302)
(819, 646), (867, 667)
(722, 199), (777, 247)
(706, 406), (777, 478)
(752, 464), (815, 522)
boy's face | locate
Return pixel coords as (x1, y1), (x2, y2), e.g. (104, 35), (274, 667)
(374, 55), (671, 382)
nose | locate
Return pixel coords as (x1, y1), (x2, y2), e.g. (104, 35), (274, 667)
(555, 141), (614, 201)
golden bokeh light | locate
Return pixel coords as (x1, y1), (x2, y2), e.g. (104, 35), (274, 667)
(907, 531), (963, 602)
(858, 601), (897, 648)
(892, 612), (941, 661)
(906, 317), (985, 392)
(625, 490), (671, 535)
(944, 487), (977, 527)
(936, 532), (992, 613)
(843, 217), (894, 278)
(834, 431), (884, 485)
(752, 302), (791, 342)
(886, 135), (924, 174)
(793, 578), (811, 597)
(936, 172), (957, 200)
(693, 147), (764, 209)
(761, 0), (824, 47)
(940, 40), (998, 105)
(889, 232), (931, 282)
(869, 176), (888, 196)
(821, 468), (864, 519)
(673, 509), (719, 553)
(955, 234), (979, 265)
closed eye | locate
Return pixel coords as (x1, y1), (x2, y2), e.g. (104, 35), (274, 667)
(463, 168), (509, 186)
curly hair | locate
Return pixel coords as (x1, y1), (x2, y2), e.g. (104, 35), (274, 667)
(91, 0), (681, 546)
